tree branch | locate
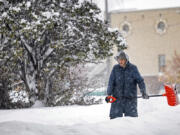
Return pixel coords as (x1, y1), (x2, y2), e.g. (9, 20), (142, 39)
(20, 36), (37, 68)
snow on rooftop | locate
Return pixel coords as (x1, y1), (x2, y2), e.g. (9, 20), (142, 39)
(90, 0), (180, 12)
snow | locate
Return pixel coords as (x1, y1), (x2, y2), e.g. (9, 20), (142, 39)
(2, 12), (7, 17)
(20, 19), (26, 24)
(91, 0), (180, 12)
(137, 0), (180, 10)
(31, 100), (45, 108)
(26, 1), (31, 8)
(0, 96), (180, 135)
(41, 11), (60, 19)
(9, 7), (21, 12)
(87, 0), (180, 19)
(9, 90), (29, 103)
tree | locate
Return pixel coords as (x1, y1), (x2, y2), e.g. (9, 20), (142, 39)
(0, 67), (11, 108)
(159, 51), (180, 84)
(0, 0), (126, 104)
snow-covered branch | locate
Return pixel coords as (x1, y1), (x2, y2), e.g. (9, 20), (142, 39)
(47, 68), (57, 79)
(42, 47), (54, 63)
(20, 36), (32, 53)
(20, 36), (37, 67)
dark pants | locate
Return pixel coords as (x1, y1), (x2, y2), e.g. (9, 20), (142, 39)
(109, 97), (138, 119)
(110, 114), (137, 119)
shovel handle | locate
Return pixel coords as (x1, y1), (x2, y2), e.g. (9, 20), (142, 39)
(137, 94), (164, 98)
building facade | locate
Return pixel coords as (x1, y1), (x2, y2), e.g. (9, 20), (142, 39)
(110, 7), (180, 93)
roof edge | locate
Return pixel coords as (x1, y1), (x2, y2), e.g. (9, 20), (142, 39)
(110, 6), (180, 14)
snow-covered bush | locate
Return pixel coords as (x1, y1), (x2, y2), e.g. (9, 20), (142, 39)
(70, 96), (103, 105)
(8, 90), (30, 108)
(0, 66), (30, 109)
(46, 65), (103, 106)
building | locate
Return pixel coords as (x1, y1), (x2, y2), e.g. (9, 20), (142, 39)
(110, 7), (180, 94)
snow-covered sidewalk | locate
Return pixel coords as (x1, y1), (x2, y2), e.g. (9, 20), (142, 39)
(0, 97), (180, 135)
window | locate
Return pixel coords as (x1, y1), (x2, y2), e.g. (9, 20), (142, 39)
(121, 21), (131, 37)
(157, 21), (165, 31)
(156, 19), (167, 34)
(159, 55), (166, 72)
(122, 24), (129, 33)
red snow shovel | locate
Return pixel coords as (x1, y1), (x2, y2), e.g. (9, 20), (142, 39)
(163, 84), (179, 106)
(105, 84), (179, 106)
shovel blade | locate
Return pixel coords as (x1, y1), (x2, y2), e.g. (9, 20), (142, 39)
(164, 85), (179, 106)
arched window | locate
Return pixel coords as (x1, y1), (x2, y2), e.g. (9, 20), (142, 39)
(122, 24), (130, 33)
(121, 21), (131, 37)
(156, 19), (167, 34)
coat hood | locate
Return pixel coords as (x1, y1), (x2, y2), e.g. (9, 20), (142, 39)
(114, 51), (129, 62)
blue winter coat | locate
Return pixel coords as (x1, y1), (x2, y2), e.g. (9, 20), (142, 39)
(107, 62), (146, 118)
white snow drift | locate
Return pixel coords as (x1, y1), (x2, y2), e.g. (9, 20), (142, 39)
(0, 96), (180, 135)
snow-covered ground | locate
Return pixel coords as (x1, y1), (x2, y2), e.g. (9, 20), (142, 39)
(0, 96), (180, 135)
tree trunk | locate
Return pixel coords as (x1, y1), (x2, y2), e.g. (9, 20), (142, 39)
(44, 69), (57, 105)
(21, 58), (39, 104)
(44, 77), (49, 103)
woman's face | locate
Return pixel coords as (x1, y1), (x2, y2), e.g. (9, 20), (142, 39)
(118, 59), (126, 67)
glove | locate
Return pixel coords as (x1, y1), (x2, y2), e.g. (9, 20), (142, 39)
(105, 97), (109, 103)
(142, 92), (149, 99)
(105, 96), (117, 103)
(105, 96), (110, 103)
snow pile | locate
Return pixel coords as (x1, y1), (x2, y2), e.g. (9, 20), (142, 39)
(31, 100), (45, 108)
(7, 90), (30, 109)
(9, 90), (29, 103)
(0, 96), (180, 135)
